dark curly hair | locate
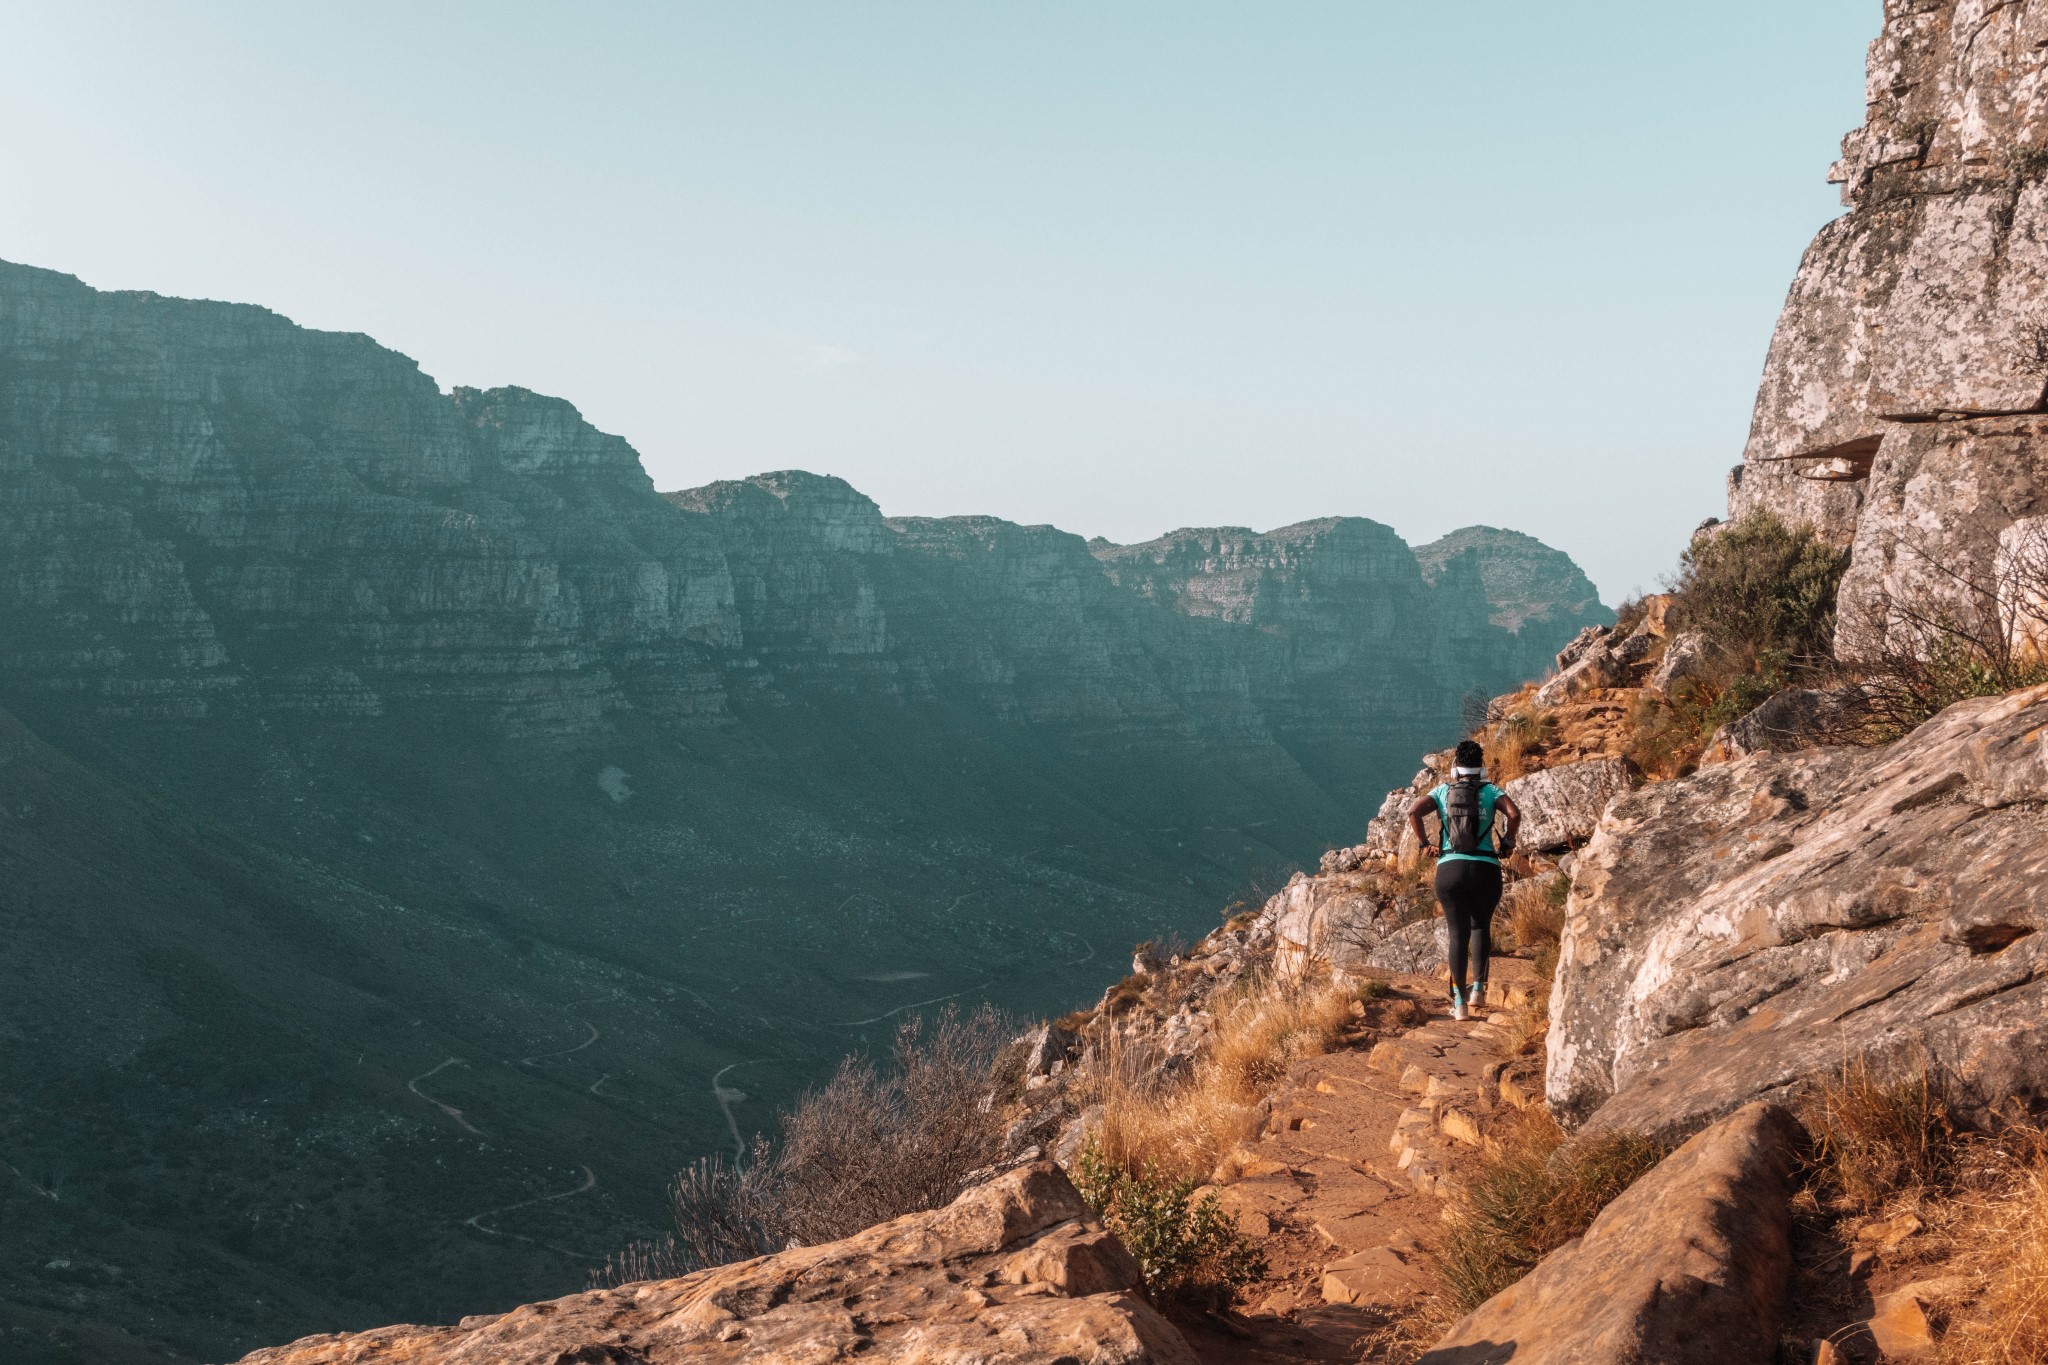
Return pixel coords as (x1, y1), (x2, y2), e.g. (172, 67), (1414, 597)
(1453, 739), (1485, 769)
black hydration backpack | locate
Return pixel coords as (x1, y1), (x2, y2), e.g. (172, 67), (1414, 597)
(1443, 776), (1487, 855)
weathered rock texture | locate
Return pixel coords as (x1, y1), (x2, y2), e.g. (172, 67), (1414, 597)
(1420, 1103), (1801, 1365)
(1550, 686), (2048, 1140)
(1734, 0), (2048, 551)
(233, 1162), (1197, 1365)
(1835, 415), (2048, 661)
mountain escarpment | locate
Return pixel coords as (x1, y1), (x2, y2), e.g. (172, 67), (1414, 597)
(0, 258), (1605, 1359)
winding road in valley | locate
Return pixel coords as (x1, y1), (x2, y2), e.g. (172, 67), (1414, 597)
(407, 1057), (484, 1136)
(463, 1164), (599, 1260)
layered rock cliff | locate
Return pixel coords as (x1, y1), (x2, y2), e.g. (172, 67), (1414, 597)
(1731, 0), (2048, 659)
(0, 258), (1607, 1358)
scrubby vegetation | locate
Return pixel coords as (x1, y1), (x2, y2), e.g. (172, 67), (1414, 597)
(1437, 1108), (1665, 1311)
(1485, 701), (1554, 782)
(593, 1005), (1012, 1285)
(1771, 1059), (2048, 1359)
(1669, 512), (1847, 675)
(1071, 1140), (1267, 1307)
(1617, 514), (1850, 775)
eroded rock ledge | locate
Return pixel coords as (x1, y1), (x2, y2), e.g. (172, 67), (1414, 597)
(233, 1161), (1197, 1365)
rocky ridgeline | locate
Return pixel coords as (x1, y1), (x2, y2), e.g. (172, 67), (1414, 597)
(0, 252), (1605, 997)
(236, 1162), (1199, 1365)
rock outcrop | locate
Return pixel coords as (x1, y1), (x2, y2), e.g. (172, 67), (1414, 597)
(1732, 0), (2048, 648)
(1733, 2), (2048, 530)
(1421, 1103), (1802, 1365)
(1549, 685), (2048, 1139)
(1834, 414), (2048, 661)
(1499, 758), (1631, 855)
(233, 1162), (1198, 1365)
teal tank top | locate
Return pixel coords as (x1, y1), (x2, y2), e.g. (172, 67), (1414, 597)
(1430, 781), (1503, 864)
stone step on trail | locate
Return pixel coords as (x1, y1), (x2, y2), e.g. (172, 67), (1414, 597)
(1210, 970), (1533, 1321)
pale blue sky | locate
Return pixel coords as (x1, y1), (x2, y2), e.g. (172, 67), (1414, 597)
(0, 2), (1874, 600)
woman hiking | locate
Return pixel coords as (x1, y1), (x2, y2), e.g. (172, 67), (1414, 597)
(1407, 739), (1522, 1022)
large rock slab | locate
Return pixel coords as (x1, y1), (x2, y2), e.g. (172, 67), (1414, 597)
(1266, 868), (1442, 978)
(1420, 1103), (1801, 1365)
(1549, 686), (2048, 1139)
(1501, 758), (1631, 854)
(233, 1161), (1196, 1365)
(1835, 415), (2048, 662)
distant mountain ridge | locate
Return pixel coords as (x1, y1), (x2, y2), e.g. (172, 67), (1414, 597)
(0, 256), (1608, 1359)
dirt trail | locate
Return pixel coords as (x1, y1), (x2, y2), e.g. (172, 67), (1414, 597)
(407, 1057), (484, 1136)
(1179, 959), (1545, 1364)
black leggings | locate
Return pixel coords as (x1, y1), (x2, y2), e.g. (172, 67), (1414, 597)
(1436, 859), (1503, 988)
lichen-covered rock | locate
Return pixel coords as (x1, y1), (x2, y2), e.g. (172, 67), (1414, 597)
(1549, 686), (2048, 1140)
(1835, 415), (2048, 662)
(1501, 758), (1631, 854)
(1736, 1), (2048, 541)
(1420, 1103), (1801, 1365)
(1647, 631), (1710, 695)
(233, 1162), (1196, 1365)
(1701, 685), (1865, 762)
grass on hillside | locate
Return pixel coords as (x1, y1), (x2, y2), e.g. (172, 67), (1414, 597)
(1082, 972), (1358, 1185)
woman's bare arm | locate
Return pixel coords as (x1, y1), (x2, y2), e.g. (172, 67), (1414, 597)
(1407, 793), (1438, 857)
(1496, 793), (1522, 853)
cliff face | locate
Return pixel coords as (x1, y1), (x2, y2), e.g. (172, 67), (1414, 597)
(1732, 1), (2048, 658)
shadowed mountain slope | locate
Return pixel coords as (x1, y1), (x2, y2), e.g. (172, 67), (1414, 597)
(0, 257), (1608, 1357)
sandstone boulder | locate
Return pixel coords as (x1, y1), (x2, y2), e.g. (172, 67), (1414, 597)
(233, 1161), (1195, 1365)
(1835, 416), (2048, 663)
(1501, 758), (1631, 854)
(1266, 871), (1438, 978)
(1420, 1102), (1801, 1365)
(1700, 685), (1864, 762)
(1531, 628), (1655, 711)
(1549, 686), (2048, 1139)
(1647, 631), (1710, 695)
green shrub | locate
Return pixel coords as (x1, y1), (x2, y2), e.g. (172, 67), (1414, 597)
(1438, 1110), (1664, 1310)
(1072, 1139), (1267, 1307)
(1670, 513), (1848, 682)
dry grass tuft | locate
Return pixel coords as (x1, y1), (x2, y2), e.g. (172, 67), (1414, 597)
(1502, 873), (1568, 956)
(1805, 1059), (1959, 1213)
(1484, 703), (1556, 782)
(1437, 1107), (1665, 1311)
(1084, 973), (1356, 1183)
(1356, 1295), (1462, 1365)
(1934, 1135), (2048, 1364)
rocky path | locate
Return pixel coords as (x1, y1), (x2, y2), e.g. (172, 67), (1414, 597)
(1179, 960), (1543, 1364)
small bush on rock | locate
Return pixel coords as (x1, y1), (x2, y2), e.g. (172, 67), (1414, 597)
(1072, 1139), (1266, 1307)
(1670, 513), (1847, 679)
(1438, 1108), (1664, 1310)
(591, 1005), (1011, 1285)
